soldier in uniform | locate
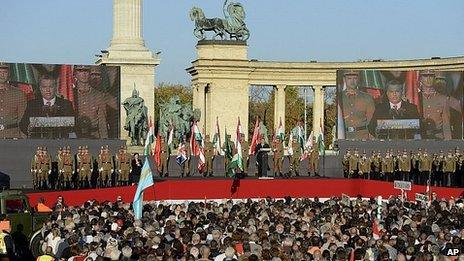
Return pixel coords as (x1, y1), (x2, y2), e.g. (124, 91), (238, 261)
(0, 63), (27, 139)
(183, 136), (191, 177)
(204, 135), (214, 177)
(240, 133), (249, 176)
(382, 150), (394, 182)
(342, 149), (351, 178)
(397, 149), (411, 182)
(455, 147), (463, 187)
(308, 136), (319, 177)
(358, 151), (371, 179)
(98, 145), (114, 187)
(349, 149), (360, 178)
(419, 149), (432, 185)
(55, 147), (63, 189)
(340, 70), (375, 140)
(290, 137), (301, 176)
(420, 70), (452, 140)
(74, 65), (117, 138)
(442, 149), (456, 187)
(371, 150), (382, 180)
(39, 147), (52, 189)
(77, 146), (93, 188)
(272, 137), (284, 177)
(411, 148), (422, 184)
(158, 137), (170, 178)
(431, 152), (442, 187)
(116, 145), (131, 186)
(31, 147), (41, 189)
(60, 146), (74, 189)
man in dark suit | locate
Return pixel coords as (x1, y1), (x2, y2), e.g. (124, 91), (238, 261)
(255, 135), (270, 177)
(20, 75), (75, 138)
(368, 80), (421, 139)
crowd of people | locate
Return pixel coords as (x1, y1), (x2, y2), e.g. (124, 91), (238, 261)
(343, 148), (464, 187)
(10, 194), (461, 260)
(30, 145), (143, 190)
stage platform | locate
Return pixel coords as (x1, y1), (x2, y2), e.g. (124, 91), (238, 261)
(25, 178), (464, 208)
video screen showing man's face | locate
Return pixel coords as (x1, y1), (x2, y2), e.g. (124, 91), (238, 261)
(344, 75), (359, 89)
(39, 78), (56, 101)
(0, 68), (9, 84)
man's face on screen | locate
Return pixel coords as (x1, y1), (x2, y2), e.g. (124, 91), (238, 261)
(75, 69), (90, 84)
(40, 79), (57, 101)
(344, 75), (358, 90)
(386, 88), (402, 104)
(0, 68), (9, 84)
(420, 75), (435, 88)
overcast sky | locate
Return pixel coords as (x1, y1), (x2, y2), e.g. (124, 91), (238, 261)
(1, 0), (463, 85)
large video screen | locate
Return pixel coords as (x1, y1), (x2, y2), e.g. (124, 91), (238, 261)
(0, 62), (120, 139)
(337, 70), (464, 140)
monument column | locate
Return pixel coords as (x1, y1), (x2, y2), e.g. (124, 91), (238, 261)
(97, 0), (160, 144)
(189, 41), (249, 141)
(312, 85), (325, 137)
(274, 84), (286, 131)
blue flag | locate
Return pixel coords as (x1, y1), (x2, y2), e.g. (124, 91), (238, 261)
(132, 159), (154, 220)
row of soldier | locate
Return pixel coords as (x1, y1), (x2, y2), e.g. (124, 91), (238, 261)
(156, 134), (321, 177)
(343, 148), (464, 187)
(31, 145), (138, 190)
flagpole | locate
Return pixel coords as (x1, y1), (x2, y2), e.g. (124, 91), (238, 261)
(304, 88), (307, 138)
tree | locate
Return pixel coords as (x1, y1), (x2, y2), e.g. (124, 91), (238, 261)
(285, 87), (310, 137)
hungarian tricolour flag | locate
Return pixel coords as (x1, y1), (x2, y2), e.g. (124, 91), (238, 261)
(277, 117), (285, 144)
(190, 121), (206, 173)
(212, 117), (223, 155)
(144, 118), (154, 156)
(249, 117), (260, 155)
(227, 117), (244, 176)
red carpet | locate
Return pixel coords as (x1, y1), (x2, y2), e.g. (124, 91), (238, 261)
(25, 179), (464, 208)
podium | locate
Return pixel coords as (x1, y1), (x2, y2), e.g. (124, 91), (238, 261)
(256, 147), (271, 177)
(29, 117), (75, 139)
(376, 119), (420, 140)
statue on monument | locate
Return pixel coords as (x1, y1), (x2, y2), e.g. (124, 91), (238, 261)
(189, 0), (250, 41)
(123, 88), (148, 146)
(159, 96), (199, 143)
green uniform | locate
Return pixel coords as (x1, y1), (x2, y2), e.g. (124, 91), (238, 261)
(116, 151), (132, 183)
(290, 141), (301, 176)
(341, 90), (375, 140)
(419, 153), (432, 185)
(98, 151), (113, 186)
(348, 154), (359, 177)
(158, 142), (169, 177)
(422, 91), (451, 140)
(31, 154), (40, 188)
(272, 141), (284, 176)
(308, 141), (319, 176)
(38, 154), (51, 188)
(0, 86), (27, 138)
(342, 153), (351, 177)
(358, 155), (371, 178)
(60, 153), (74, 182)
(184, 142), (191, 176)
(241, 140), (249, 174)
(204, 141), (214, 176)
(78, 153), (92, 183)
(382, 155), (394, 181)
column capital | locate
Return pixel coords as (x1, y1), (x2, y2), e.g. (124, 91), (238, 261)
(312, 85), (325, 90)
(275, 84), (287, 90)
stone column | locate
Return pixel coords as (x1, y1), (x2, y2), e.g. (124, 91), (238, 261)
(111, 0), (144, 49)
(274, 84), (286, 131)
(97, 0), (160, 144)
(194, 83), (207, 132)
(312, 85), (325, 138)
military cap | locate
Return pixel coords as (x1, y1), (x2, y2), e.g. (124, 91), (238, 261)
(66, 146), (71, 150)
(74, 65), (91, 71)
(0, 63), (9, 69)
(84, 145), (88, 149)
(420, 70), (435, 76)
(78, 146), (82, 150)
(205, 134), (210, 139)
(343, 70), (359, 76)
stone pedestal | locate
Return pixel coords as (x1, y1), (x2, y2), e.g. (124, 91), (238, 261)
(191, 41), (249, 140)
(96, 0), (160, 143)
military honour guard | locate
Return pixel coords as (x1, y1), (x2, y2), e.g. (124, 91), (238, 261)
(116, 145), (131, 186)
